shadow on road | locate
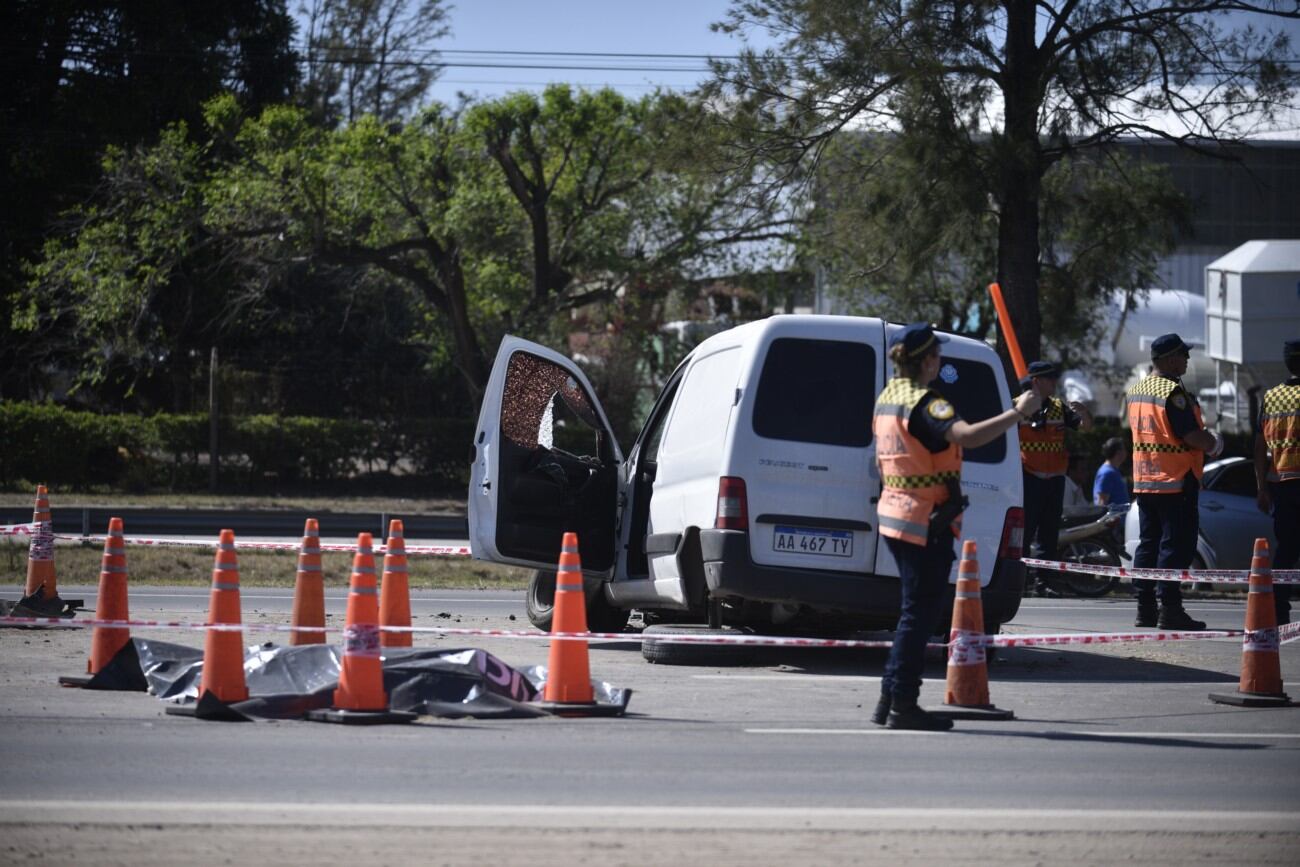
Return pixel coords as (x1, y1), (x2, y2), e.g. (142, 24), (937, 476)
(955, 728), (1270, 751)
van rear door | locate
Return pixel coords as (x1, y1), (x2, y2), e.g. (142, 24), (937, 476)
(468, 336), (624, 574)
(739, 323), (886, 577)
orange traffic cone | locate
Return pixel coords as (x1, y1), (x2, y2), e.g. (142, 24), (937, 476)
(938, 540), (1014, 720)
(536, 532), (598, 712)
(59, 517), (141, 689)
(291, 518), (325, 645)
(166, 529), (250, 719)
(1211, 538), (1292, 707)
(306, 533), (415, 724)
(23, 485), (57, 600)
(379, 519), (412, 648)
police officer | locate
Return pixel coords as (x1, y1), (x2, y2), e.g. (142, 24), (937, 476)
(1019, 361), (1093, 595)
(1127, 333), (1223, 629)
(871, 323), (1041, 730)
(1254, 339), (1300, 625)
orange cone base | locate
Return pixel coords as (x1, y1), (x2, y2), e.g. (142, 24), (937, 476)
(304, 707), (417, 725)
(164, 691), (253, 722)
(933, 703), (1015, 721)
(58, 640), (148, 691)
(1208, 690), (1293, 708)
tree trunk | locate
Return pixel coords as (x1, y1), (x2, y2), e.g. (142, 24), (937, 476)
(995, 0), (1044, 381)
(440, 259), (490, 401)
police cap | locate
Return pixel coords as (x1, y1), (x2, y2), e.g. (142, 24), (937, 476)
(1027, 360), (1060, 379)
(890, 322), (949, 359)
(1151, 333), (1193, 360)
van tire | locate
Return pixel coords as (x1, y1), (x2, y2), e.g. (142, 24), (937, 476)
(641, 624), (756, 666)
(526, 569), (629, 633)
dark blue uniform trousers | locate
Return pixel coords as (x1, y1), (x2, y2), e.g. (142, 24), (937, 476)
(1270, 481), (1299, 625)
(882, 534), (956, 704)
(1132, 477), (1198, 609)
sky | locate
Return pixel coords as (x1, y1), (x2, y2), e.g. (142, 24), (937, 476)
(299, 2), (1300, 136)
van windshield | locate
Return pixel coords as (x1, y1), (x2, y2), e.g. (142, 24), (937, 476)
(931, 358), (1007, 464)
(752, 338), (875, 447)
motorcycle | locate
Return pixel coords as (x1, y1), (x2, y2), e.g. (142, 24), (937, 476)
(1031, 504), (1127, 597)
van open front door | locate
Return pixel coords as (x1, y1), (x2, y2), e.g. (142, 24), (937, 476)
(469, 336), (624, 574)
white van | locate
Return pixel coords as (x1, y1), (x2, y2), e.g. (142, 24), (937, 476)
(468, 315), (1027, 641)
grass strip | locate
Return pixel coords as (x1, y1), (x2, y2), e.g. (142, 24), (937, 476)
(1, 539), (530, 590)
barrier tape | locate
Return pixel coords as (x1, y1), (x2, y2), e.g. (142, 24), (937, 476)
(1023, 557), (1300, 585)
(4, 615), (1297, 649)
(49, 533), (470, 558)
(1, 523), (38, 537)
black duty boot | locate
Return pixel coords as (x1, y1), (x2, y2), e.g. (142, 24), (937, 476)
(1157, 608), (1206, 631)
(870, 695), (892, 726)
(1135, 600), (1159, 628)
(886, 700), (954, 731)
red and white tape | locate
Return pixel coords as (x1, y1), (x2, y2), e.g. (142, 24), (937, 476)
(5, 615), (1298, 649)
(1, 522), (39, 537)
(1023, 557), (1300, 585)
(49, 533), (470, 557)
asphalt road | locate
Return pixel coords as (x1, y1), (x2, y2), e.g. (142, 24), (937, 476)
(1, 591), (1298, 864)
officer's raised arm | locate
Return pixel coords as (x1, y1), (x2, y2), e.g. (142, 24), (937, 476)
(945, 389), (1040, 449)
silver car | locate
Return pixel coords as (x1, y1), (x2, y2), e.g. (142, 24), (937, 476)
(1123, 456), (1277, 571)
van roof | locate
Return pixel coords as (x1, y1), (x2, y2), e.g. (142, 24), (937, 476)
(687, 315), (993, 357)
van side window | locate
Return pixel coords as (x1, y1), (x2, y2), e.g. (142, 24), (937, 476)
(752, 338), (875, 448)
(931, 358), (1007, 464)
(658, 348), (742, 462)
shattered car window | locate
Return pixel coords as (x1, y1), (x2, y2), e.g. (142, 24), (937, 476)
(501, 352), (600, 454)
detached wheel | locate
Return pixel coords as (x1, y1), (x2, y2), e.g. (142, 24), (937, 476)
(641, 623), (756, 666)
(525, 569), (629, 633)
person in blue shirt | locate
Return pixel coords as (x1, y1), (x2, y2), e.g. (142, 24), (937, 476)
(1093, 436), (1131, 507)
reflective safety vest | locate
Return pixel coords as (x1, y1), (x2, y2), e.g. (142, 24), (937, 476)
(1127, 374), (1203, 494)
(1019, 395), (1068, 477)
(1262, 382), (1300, 483)
(873, 377), (963, 546)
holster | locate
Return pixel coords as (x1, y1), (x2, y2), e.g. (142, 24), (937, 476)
(928, 478), (969, 543)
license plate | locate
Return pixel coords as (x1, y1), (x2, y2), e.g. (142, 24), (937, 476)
(772, 525), (853, 557)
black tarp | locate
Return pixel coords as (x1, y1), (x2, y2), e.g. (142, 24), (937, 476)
(88, 638), (630, 720)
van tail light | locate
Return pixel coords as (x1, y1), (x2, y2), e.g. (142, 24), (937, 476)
(715, 476), (749, 530)
(998, 507), (1024, 559)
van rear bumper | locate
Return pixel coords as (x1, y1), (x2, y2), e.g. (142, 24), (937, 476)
(699, 529), (1025, 626)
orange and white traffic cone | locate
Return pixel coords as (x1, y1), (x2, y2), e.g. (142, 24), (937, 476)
(16, 485), (80, 617)
(166, 529), (250, 720)
(379, 519), (412, 648)
(534, 532), (602, 713)
(291, 518), (325, 645)
(306, 532), (415, 724)
(937, 540), (1014, 720)
(59, 517), (142, 689)
(1211, 538), (1292, 707)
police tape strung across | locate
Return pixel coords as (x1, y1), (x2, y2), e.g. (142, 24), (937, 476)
(6, 615), (1299, 649)
(51, 532), (470, 557)
(1, 522), (39, 536)
(1023, 557), (1300, 585)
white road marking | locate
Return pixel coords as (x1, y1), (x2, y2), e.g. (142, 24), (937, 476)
(693, 674), (887, 682)
(746, 728), (1300, 740)
(0, 801), (1295, 832)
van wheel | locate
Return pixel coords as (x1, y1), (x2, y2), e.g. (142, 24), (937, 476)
(641, 624), (756, 666)
(525, 569), (629, 633)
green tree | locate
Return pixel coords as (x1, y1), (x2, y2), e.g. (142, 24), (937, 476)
(707, 1), (1296, 368)
(19, 87), (794, 405)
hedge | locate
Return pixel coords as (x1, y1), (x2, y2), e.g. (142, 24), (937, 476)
(0, 402), (474, 492)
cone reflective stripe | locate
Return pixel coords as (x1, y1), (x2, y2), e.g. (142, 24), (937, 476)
(333, 533), (388, 711)
(939, 540), (1014, 720)
(291, 518), (325, 646)
(1211, 539), (1290, 706)
(87, 517), (130, 673)
(198, 529), (249, 703)
(379, 519), (412, 648)
(24, 485), (57, 600)
(543, 532), (594, 704)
